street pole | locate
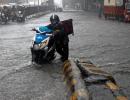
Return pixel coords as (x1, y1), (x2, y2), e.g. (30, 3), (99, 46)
(34, 0), (36, 6)
(26, 0), (28, 3)
(0, 0), (2, 5)
(38, 0), (39, 6)
(38, 0), (39, 12)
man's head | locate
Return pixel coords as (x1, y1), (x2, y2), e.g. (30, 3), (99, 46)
(50, 14), (60, 25)
(3, 6), (7, 9)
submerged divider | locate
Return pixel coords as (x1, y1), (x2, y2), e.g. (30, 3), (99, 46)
(63, 58), (128, 100)
(75, 58), (128, 100)
(63, 60), (89, 100)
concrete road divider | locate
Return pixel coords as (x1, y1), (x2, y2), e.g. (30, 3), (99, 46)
(75, 58), (128, 100)
(63, 60), (89, 100)
(106, 81), (127, 100)
(63, 58), (128, 100)
(26, 11), (50, 19)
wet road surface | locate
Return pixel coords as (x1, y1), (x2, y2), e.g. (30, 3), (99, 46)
(0, 11), (130, 99)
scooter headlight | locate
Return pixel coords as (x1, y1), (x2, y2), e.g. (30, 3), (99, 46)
(18, 11), (22, 13)
(35, 34), (44, 44)
(2, 13), (5, 16)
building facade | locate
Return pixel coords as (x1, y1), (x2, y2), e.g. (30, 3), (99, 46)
(62, 0), (104, 11)
(9, 0), (27, 4)
(63, 0), (85, 9)
(83, 0), (104, 11)
(0, 0), (28, 5)
(0, 0), (9, 5)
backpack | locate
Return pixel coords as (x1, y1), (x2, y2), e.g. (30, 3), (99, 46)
(61, 19), (74, 35)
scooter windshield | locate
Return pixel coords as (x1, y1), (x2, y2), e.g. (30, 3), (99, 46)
(35, 26), (52, 44)
(38, 26), (52, 33)
(35, 34), (48, 44)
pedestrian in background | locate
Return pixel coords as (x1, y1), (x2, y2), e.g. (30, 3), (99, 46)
(11, 6), (17, 22)
(97, 3), (103, 18)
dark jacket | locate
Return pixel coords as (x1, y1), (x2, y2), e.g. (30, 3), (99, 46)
(47, 22), (69, 44)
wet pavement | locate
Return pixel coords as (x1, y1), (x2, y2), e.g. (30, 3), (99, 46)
(0, 11), (130, 100)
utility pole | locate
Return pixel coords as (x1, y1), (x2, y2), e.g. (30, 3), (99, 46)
(38, 0), (40, 12)
(0, 0), (4, 4)
(0, 0), (2, 5)
(48, 0), (54, 10)
(84, 0), (88, 11)
(26, 0), (28, 3)
(38, 0), (39, 5)
(34, 0), (36, 6)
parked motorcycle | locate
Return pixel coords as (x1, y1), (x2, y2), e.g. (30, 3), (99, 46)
(0, 12), (8, 24)
(16, 11), (25, 22)
(30, 26), (56, 64)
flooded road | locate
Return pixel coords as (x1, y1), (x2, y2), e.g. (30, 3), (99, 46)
(0, 11), (130, 99)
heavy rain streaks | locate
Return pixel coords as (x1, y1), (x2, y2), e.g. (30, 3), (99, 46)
(0, 1), (130, 99)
